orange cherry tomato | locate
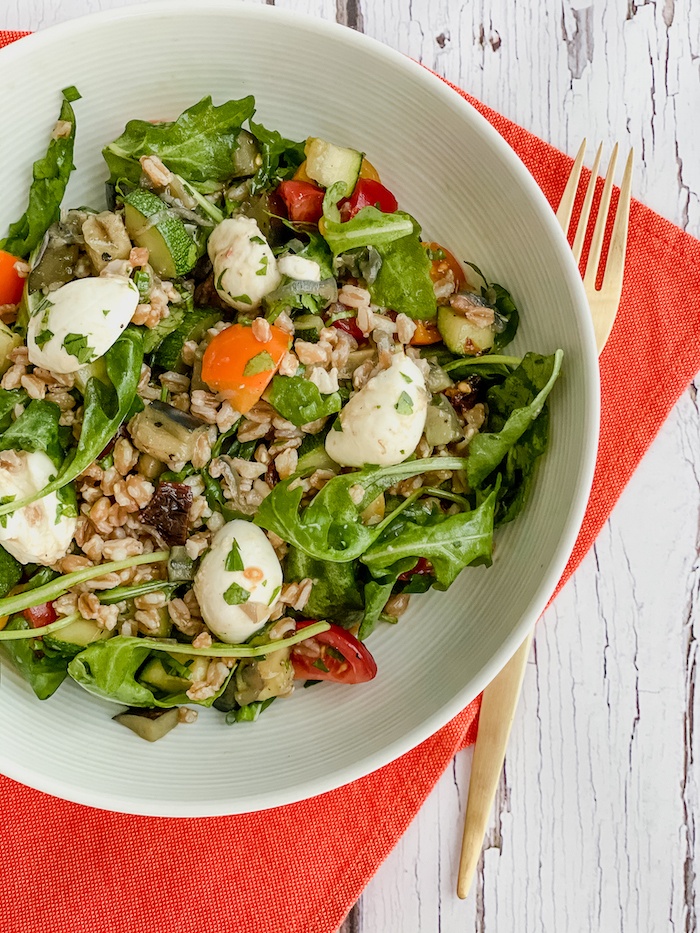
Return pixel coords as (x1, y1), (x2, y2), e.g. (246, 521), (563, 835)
(293, 160), (315, 184)
(0, 250), (25, 306)
(410, 320), (442, 346)
(201, 322), (291, 414)
(359, 158), (381, 182)
(423, 241), (466, 291)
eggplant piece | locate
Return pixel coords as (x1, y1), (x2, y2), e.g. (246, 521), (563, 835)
(167, 545), (196, 582)
(113, 706), (180, 742)
(234, 648), (294, 707)
(129, 400), (209, 467)
(28, 243), (81, 291)
(141, 481), (193, 546)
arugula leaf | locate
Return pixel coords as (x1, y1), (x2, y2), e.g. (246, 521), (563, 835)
(466, 351), (563, 490)
(0, 399), (65, 465)
(248, 121), (306, 194)
(102, 95), (256, 189)
(0, 615), (67, 699)
(0, 92), (77, 259)
(0, 546), (22, 599)
(254, 456), (469, 562)
(227, 697), (276, 723)
(320, 184), (436, 319)
(361, 491), (496, 588)
(285, 547), (364, 623)
(0, 329), (143, 517)
(68, 638), (232, 708)
(267, 375), (342, 427)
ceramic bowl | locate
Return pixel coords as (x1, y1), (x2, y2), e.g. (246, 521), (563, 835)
(0, 1), (598, 815)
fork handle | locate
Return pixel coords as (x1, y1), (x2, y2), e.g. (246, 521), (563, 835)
(456, 630), (533, 898)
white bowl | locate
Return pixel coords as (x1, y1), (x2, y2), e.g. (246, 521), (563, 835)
(0, 1), (598, 815)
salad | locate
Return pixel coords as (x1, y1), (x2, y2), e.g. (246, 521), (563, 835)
(0, 88), (561, 742)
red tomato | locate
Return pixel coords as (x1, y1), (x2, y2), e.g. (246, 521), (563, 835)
(277, 180), (325, 224)
(0, 249), (25, 305)
(331, 315), (365, 343)
(23, 602), (57, 629)
(398, 557), (434, 582)
(291, 622), (378, 684)
(423, 241), (466, 291)
(340, 179), (398, 221)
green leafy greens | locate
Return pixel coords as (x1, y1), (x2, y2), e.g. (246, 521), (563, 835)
(249, 121), (306, 194)
(267, 375), (342, 427)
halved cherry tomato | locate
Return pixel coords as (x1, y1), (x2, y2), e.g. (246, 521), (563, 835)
(201, 322), (291, 414)
(23, 602), (57, 629)
(340, 178), (398, 222)
(0, 250), (25, 306)
(291, 621), (378, 684)
(278, 180), (325, 224)
(410, 320), (442, 346)
(292, 160), (314, 184)
(423, 241), (466, 291)
(331, 315), (365, 343)
(359, 158), (381, 182)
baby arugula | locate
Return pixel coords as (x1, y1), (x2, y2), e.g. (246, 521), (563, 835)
(0, 88), (79, 259)
(0, 328), (144, 519)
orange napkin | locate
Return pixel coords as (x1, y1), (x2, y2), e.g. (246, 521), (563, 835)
(2, 31), (700, 933)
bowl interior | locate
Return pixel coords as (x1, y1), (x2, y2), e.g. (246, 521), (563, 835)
(0, 2), (598, 815)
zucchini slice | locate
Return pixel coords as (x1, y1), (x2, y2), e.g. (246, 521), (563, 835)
(304, 137), (363, 193)
(437, 306), (495, 356)
(123, 188), (200, 279)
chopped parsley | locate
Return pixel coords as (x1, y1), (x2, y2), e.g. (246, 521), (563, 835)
(34, 329), (54, 349)
(102, 308), (110, 317)
(250, 235), (265, 245)
(256, 256), (268, 276)
(326, 646), (346, 663)
(400, 372), (413, 384)
(312, 658), (330, 673)
(395, 391), (414, 415)
(331, 418), (343, 432)
(223, 581), (251, 606)
(62, 85), (81, 102)
(215, 269), (227, 291)
(270, 584), (281, 603)
(243, 350), (275, 377)
(62, 333), (95, 365)
(231, 293), (252, 305)
(225, 539), (244, 572)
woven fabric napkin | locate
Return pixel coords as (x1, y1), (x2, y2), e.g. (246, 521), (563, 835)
(2, 29), (700, 933)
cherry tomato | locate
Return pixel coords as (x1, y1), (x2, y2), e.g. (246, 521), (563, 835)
(23, 602), (57, 629)
(398, 557), (434, 582)
(410, 320), (442, 346)
(331, 315), (365, 343)
(423, 241), (466, 291)
(278, 180), (325, 224)
(291, 621), (378, 684)
(0, 250), (25, 305)
(358, 158), (381, 182)
(201, 322), (291, 414)
(340, 179), (398, 221)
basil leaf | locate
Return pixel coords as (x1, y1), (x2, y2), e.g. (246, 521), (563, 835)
(225, 540), (244, 572)
(243, 350), (275, 377)
(103, 95), (256, 189)
(254, 456), (469, 562)
(1, 92), (77, 259)
(267, 375), (342, 427)
(466, 351), (563, 491)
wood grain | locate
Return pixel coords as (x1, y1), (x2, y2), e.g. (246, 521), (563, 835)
(2, 1), (699, 930)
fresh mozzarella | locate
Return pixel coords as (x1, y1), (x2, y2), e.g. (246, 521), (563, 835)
(277, 254), (322, 282)
(208, 217), (281, 311)
(325, 352), (429, 467)
(27, 276), (139, 374)
(194, 520), (283, 644)
(0, 450), (76, 565)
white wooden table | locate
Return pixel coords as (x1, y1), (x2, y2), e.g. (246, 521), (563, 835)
(5, 1), (699, 930)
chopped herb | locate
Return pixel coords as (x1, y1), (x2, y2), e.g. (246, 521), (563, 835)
(102, 308), (110, 317)
(223, 581), (251, 605)
(424, 246), (445, 261)
(256, 256), (268, 276)
(160, 385), (168, 403)
(243, 350), (275, 377)
(250, 235), (265, 245)
(395, 391), (414, 415)
(270, 584), (281, 603)
(400, 372), (413, 384)
(34, 329), (54, 349)
(62, 333), (95, 365)
(326, 646), (346, 663)
(215, 269), (226, 291)
(225, 539), (244, 572)
(331, 418), (343, 432)
(312, 658), (330, 673)
(62, 85), (81, 103)
(231, 293), (252, 305)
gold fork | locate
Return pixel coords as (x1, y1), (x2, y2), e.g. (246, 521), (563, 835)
(456, 140), (634, 899)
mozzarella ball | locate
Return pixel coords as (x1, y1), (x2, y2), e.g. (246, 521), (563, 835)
(277, 254), (322, 282)
(207, 217), (281, 311)
(27, 276), (139, 374)
(194, 520), (283, 644)
(0, 450), (76, 565)
(325, 352), (428, 467)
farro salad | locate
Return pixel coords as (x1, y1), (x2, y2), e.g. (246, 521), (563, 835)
(0, 88), (561, 741)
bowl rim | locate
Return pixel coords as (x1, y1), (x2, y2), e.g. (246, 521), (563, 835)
(0, 0), (600, 816)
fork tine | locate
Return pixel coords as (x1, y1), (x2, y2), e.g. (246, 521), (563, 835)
(571, 143), (603, 264)
(596, 147), (634, 299)
(582, 144), (619, 290)
(555, 138), (587, 236)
